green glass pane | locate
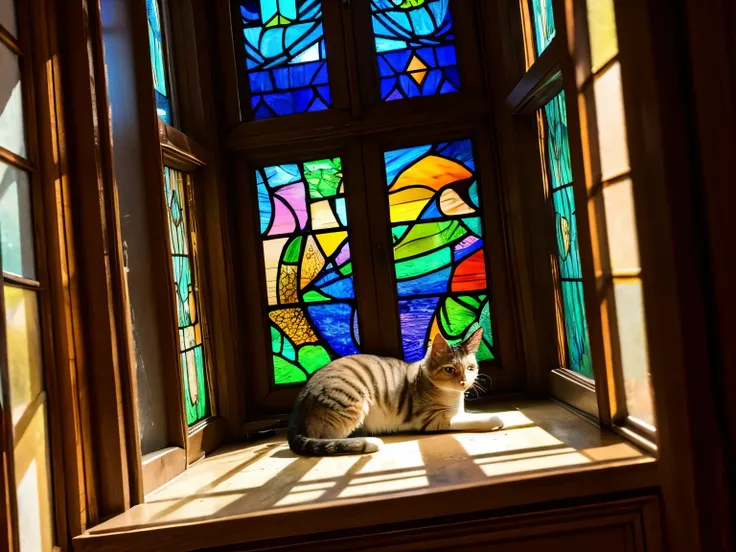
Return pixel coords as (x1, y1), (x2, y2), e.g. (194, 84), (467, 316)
(298, 345), (331, 374)
(530, 0), (556, 56)
(282, 236), (302, 263)
(305, 158), (342, 199)
(164, 167), (209, 424)
(274, 355), (307, 385)
(146, 0), (172, 124)
(0, 163), (35, 278)
(541, 94), (594, 379)
(395, 248), (451, 280)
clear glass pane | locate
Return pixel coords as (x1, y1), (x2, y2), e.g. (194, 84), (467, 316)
(594, 61), (629, 180)
(613, 279), (655, 426)
(14, 401), (55, 552)
(0, 0), (17, 37)
(543, 92), (594, 378)
(145, 0), (172, 125)
(371, 0), (460, 101)
(530, 0), (555, 56)
(164, 168), (209, 424)
(587, 0), (618, 72)
(0, 162), (35, 278)
(0, 42), (27, 158)
(603, 178), (640, 271)
(256, 157), (362, 384)
(382, 139), (495, 363)
(238, 0), (332, 119)
(4, 286), (43, 427)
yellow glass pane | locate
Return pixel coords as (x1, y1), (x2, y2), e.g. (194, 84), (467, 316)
(0, 43), (27, 158)
(603, 179), (640, 271)
(614, 279), (655, 427)
(310, 200), (339, 230)
(594, 62), (629, 180)
(4, 286), (43, 427)
(316, 231), (347, 258)
(14, 401), (55, 552)
(262, 237), (288, 306)
(587, 0), (618, 72)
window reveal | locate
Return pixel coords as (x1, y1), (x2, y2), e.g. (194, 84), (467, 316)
(542, 92), (593, 379)
(239, 0), (331, 119)
(371, 0), (460, 101)
(383, 139), (494, 363)
(256, 157), (361, 385)
(145, 0), (173, 124)
(163, 168), (209, 424)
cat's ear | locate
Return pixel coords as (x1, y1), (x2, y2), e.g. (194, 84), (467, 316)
(461, 327), (484, 355)
(429, 333), (450, 362)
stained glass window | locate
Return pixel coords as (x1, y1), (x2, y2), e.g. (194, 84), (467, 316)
(383, 139), (494, 363)
(164, 168), (209, 424)
(146, 0), (172, 125)
(256, 157), (360, 385)
(542, 92), (593, 379)
(239, 0), (331, 119)
(530, 0), (555, 56)
(371, 0), (460, 101)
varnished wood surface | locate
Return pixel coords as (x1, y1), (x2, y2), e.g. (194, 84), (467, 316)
(74, 400), (654, 552)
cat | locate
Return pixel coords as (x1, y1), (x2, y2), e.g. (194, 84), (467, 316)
(288, 328), (504, 456)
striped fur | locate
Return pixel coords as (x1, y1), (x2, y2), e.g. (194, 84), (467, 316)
(288, 329), (504, 456)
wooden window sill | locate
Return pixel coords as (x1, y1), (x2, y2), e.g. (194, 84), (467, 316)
(74, 400), (656, 552)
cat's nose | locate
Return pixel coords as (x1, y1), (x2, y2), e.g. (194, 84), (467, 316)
(460, 380), (466, 386)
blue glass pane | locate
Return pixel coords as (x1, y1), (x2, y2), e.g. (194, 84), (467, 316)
(146, 0), (172, 124)
(531, 0), (556, 56)
(543, 92), (593, 379)
(239, 0), (332, 120)
(371, 0), (460, 101)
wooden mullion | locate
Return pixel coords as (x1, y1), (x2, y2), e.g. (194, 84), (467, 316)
(0, 147), (33, 173)
(0, 25), (21, 56)
(1, 274), (41, 290)
(506, 36), (563, 114)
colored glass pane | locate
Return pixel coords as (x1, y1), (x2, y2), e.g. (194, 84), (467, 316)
(239, 0), (332, 119)
(256, 157), (361, 385)
(0, 162), (35, 279)
(371, 0), (460, 101)
(146, 0), (172, 125)
(384, 139), (494, 363)
(530, 0), (555, 56)
(0, 43), (26, 158)
(587, 0), (618, 72)
(164, 168), (209, 424)
(543, 92), (593, 379)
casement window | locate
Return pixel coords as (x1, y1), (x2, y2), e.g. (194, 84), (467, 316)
(507, 0), (655, 436)
(0, 0), (63, 549)
(221, 0), (521, 416)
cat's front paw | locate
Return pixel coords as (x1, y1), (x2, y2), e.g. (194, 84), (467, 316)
(363, 437), (384, 453)
(485, 415), (503, 431)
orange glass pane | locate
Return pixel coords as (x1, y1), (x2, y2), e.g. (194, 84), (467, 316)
(603, 178), (640, 271)
(587, 0), (618, 72)
(614, 279), (655, 427)
(4, 286), (43, 427)
(594, 62), (629, 180)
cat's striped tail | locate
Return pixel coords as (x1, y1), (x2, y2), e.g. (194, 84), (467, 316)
(288, 432), (383, 457)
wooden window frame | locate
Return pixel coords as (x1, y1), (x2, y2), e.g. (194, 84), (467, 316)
(216, 0), (525, 422)
(105, 0), (232, 497)
(0, 1), (70, 548)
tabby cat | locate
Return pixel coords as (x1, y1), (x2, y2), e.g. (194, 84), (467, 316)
(288, 328), (504, 456)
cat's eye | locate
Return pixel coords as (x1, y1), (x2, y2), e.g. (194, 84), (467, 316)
(444, 366), (456, 375)
(467, 365), (477, 372)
